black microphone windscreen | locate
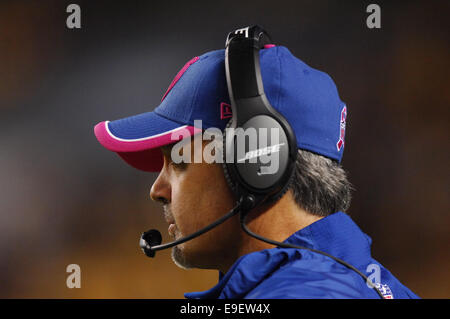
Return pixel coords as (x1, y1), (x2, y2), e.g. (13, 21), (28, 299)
(143, 229), (162, 246)
(140, 229), (162, 258)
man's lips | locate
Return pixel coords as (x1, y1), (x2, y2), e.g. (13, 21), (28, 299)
(163, 205), (176, 236)
(168, 223), (176, 237)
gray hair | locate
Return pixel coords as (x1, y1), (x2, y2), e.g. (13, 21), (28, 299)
(289, 149), (354, 217)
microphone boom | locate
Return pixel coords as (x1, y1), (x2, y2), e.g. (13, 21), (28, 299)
(139, 200), (243, 258)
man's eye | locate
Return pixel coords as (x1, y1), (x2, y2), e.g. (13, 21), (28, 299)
(170, 161), (187, 170)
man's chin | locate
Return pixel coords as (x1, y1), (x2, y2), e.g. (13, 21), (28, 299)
(171, 246), (192, 270)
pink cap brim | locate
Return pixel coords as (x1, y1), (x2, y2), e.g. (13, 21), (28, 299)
(94, 121), (202, 172)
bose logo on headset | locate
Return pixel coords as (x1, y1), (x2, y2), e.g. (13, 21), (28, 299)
(237, 143), (286, 163)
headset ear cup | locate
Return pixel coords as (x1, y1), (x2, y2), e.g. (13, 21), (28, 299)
(222, 117), (297, 205)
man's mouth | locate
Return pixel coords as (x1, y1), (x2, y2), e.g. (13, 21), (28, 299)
(163, 205), (176, 237)
(168, 223), (177, 237)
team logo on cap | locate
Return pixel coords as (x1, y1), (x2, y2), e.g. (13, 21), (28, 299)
(336, 105), (347, 152)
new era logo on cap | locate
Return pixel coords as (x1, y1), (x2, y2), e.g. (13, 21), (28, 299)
(220, 102), (232, 119)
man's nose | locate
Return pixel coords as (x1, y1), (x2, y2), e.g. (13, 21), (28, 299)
(150, 171), (171, 204)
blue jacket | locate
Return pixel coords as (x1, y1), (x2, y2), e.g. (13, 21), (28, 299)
(185, 212), (419, 299)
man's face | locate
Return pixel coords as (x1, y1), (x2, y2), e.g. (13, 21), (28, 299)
(150, 138), (240, 271)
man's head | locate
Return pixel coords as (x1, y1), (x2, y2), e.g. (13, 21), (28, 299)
(94, 42), (350, 273)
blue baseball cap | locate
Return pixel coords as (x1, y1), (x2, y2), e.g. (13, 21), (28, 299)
(94, 45), (347, 172)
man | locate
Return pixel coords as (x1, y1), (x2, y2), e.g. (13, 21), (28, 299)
(94, 40), (419, 299)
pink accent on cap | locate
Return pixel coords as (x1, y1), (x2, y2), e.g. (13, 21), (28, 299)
(161, 56), (200, 102)
(94, 121), (202, 172)
(264, 44), (276, 49)
(336, 105), (347, 152)
(94, 121), (202, 153)
(220, 102), (232, 119)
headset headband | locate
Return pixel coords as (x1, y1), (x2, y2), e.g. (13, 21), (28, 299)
(225, 26), (271, 100)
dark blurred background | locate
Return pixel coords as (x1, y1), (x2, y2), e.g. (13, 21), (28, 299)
(0, 0), (448, 298)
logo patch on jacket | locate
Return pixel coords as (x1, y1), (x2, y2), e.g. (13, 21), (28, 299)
(375, 283), (394, 299)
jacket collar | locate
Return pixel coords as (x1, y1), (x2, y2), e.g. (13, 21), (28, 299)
(283, 211), (373, 268)
(184, 211), (373, 299)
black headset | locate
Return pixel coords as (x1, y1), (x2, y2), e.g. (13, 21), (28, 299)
(222, 25), (298, 210)
(140, 25), (385, 298)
